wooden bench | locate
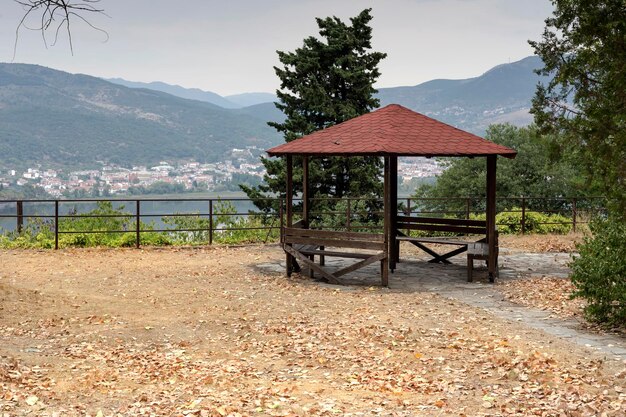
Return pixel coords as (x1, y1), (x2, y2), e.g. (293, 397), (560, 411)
(394, 216), (497, 281)
(282, 227), (388, 285)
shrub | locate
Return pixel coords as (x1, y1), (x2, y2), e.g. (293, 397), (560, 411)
(570, 218), (626, 327)
(471, 209), (571, 234)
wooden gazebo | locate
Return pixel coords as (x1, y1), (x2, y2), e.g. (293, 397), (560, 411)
(267, 104), (517, 286)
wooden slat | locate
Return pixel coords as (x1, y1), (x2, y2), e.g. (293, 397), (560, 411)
(396, 216), (486, 227)
(283, 245), (341, 284)
(334, 252), (386, 278)
(395, 236), (468, 245)
(284, 235), (384, 250)
(395, 223), (487, 235)
(293, 243), (319, 252)
(283, 227), (384, 241)
(298, 249), (375, 259)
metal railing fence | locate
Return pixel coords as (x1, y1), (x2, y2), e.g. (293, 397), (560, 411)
(0, 196), (606, 249)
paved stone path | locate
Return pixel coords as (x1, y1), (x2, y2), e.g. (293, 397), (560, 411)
(257, 246), (626, 361)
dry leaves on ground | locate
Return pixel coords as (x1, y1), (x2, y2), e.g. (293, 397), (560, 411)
(498, 276), (586, 319)
(0, 246), (624, 416)
(499, 233), (583, 253)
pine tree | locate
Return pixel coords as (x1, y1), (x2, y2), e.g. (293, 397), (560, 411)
(241, 9), (386, 213)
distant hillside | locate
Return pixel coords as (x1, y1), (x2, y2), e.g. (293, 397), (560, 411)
(106, 56), (545, 135)
(108, 78), (278, 109)
(376, 56), (546, 134)
(0, 64), (281, 168)
(0, 57), (547, 170)
(107, 78), (239, 108)
(226, 92), (277, 107)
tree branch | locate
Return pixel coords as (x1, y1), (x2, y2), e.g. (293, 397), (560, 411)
(13, 0), (109, 58)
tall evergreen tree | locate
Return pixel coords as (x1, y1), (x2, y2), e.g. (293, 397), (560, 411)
(529, 0), (626, 217)
(241, 9), (387, 212)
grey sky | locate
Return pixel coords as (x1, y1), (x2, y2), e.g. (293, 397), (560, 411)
(1, 0), (553, 96)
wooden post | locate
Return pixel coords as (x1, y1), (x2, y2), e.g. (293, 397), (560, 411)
(406, 198), (411, 237)
(390, 156), (398, 268)
(486, 156), (497, 282)
(381, 156), (390, 286)
(346, 199), (351, 231)
(302, 156), (313, 278)
(285, 155), (294, 277)
(16, 200), (23, 234)
(302, 156), (309, 228)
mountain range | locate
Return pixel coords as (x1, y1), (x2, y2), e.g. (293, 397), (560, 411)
(0, 64), (281, 168)
(0, 56), (546, 170)
(107, 78), (277, 109)
(109, 55), (546, 133)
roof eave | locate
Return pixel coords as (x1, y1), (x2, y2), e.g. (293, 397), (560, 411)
(266, 150), (518, 159)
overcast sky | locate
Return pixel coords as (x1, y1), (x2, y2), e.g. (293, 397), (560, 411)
(0, 0), (553, 96)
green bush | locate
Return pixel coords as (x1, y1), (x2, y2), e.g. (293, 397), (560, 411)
(471, 208), (571, 234)
(212, 200), (279, 244)
(162, 200), (279, 245)
(570, 218), (626, 327)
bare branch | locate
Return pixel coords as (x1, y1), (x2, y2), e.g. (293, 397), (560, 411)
(13, 0), (109, 59)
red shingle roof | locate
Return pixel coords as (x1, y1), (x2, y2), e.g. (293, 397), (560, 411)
(267, 104), (517, 158)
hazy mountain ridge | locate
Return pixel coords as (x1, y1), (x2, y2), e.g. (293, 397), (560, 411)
(375, 56), (546, 133)
(108, 56), (546, 135)
(107, 78), (277, 109)
(0, 64), (281, 168)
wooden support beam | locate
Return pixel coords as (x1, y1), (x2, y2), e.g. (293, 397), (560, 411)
(285, 155), (294, 277)
(390, 156), (398, 268)
(334, 252), (386, 278)
(382, 156), (390, 286)
(283, 245), (341, 284)
(302, 156), (309, 228)
(486, 155), (497, 282)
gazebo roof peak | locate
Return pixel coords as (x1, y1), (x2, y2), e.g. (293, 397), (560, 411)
(267, 104), (517, 158)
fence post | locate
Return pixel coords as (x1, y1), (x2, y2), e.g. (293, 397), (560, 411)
(346, 199), (351, 231)
(16, 200), (23, 234)
(521, 196), (526, 235)
(465, 197), (471, 220)
(54, 200), (59, 250)
(572, 197), (577, 232)
(209, 199), (214, 245)
(406, 198), (411, 237)
(135, 200), (141, 248)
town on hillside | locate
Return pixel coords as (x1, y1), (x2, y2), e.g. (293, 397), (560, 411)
(0, 147), (442, 198)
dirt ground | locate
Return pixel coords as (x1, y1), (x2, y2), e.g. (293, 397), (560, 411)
(1, 239), (625, 416)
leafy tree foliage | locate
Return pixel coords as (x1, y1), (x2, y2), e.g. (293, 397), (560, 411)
(529, 0), (626, 217)
(413, 124), (583, 212)
(570, 218), (626, 327)
(241, 9), (387, 212)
